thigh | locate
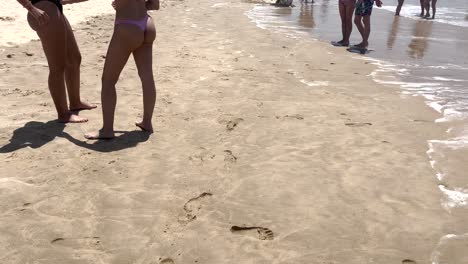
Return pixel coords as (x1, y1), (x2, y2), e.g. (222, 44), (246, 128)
(102, 28), (141, 83)
(133, 42), (153, 80)
(345, 2), (356, 19)
(27, 1), (67, 70)
(133, 17), (155, 79)
(339, 1), (346, 19)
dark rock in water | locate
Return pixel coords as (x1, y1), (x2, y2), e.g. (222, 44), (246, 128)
(274, 0), (294, 7)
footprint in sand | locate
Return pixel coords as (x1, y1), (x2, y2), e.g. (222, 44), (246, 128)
(226, 118), (243, 131)
(189, 147), (216, 166)
(223, 150), (237, 164)
(178, 192), (213, 223)
(284, 114), (304, 120)
(230, 226), (274, 240)
(345, 122), (372, 127)
(160, 258), (175, 264)
(402, 260), (417, 264)
(50, 237), (101, 247)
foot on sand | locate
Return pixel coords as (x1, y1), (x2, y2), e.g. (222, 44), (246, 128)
(331, 40), (349, 47)
(353, 42), (368, 50)
(69, 101), (97, 111)
(402, 260), (417, 264)
(230, 225), (275, 240)
(59, 113), (88, 123)
(84, 129), (115, 140)
(135, 121), (154, 133)
(179, 192), (213, 223)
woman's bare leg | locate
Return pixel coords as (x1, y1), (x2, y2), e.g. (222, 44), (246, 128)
(424, 0), (430, 18)
(431, 0), (437, 19)
(396, 0), (404, 16)
(85, 25), (143, 139)
(344, 2), (355, 45)
(338, 1), (346, 43)
(62, 16), (96, 111)
(419, 0), (424, 16)
(133, 17), (156, 132)
(27, 1), (87, 123)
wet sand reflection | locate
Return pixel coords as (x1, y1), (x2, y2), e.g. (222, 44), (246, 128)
(407, 20), (433, 59)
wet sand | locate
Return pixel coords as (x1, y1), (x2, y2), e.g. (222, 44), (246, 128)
(0, 0), (465, 263)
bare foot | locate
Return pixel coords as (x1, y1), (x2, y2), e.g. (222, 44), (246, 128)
(58, 114), (88, 123)
(70, 101), (97, 111)
(84, 129), (115, 140)
(135, 121), (154, 133)
(353, 42), (365, 49)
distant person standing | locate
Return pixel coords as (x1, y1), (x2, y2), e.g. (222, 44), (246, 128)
(332, 0), (356, 47)
(395, 0), (404, 16)
(423, 0), (437, 19)
(353, 0), (382, 50)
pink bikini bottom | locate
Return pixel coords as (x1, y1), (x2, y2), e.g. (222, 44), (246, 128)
(115, 15), (149, 32)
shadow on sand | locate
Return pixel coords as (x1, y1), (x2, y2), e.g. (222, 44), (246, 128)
(0, 121), (150, 153)
(0, 121), (65, 153)
(62, 130), (150, 153)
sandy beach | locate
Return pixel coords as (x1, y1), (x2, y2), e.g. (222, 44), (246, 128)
(1, 0), (467, 263)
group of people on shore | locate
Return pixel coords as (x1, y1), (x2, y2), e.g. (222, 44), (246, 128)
(15, 0), (159, 139)
(396, 0), (438, 18)
(335, 0), (438, 51)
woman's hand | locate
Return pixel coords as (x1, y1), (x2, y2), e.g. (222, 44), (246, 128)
(29, 6), (49, 25)
(146, 0), (160, 10)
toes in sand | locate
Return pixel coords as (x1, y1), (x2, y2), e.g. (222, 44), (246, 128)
(59, 114), (88, 123)
(84, 130), (115, 140)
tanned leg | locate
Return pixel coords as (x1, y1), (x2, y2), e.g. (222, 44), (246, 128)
(63, 16), (96, 111)
(344, 2), (355, 45)
(85, 25), (143, 139)
(362, 15), (371, 48)
(338, 1), (346, 44)
(27, 1), (87, 123)
(133, 17), (157, 133)
(354, 15), (365, 48)
(396, 0), (404, 16)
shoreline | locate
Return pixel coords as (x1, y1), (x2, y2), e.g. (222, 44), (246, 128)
(1, 0), (466, 263)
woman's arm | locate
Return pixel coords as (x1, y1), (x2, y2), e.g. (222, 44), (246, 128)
(16, 0), (49, 25)
(62, 0), (89, 5)
(146, 0), (160, 10)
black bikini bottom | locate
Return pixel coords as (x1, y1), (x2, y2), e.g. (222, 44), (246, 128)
(30, 0), (63, 14)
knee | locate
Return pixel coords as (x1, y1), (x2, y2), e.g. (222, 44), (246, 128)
(354, 17), (360, 24)
(49, 63), (66, 76)
(66, 52), (82, 69)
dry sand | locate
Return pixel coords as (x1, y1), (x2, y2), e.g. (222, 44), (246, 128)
(0, 0), (465, 263)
